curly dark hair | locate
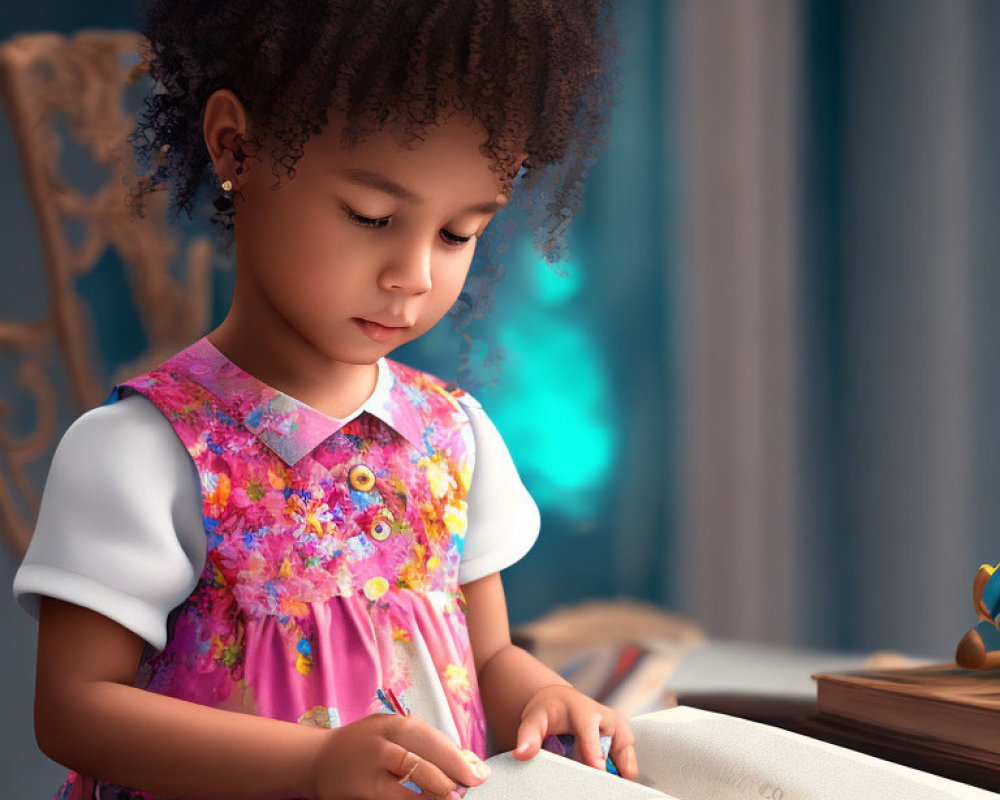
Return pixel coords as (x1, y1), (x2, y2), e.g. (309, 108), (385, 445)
(128, 0), (622, 386)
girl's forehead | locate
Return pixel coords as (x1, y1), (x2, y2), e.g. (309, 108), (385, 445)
(305, 111), (516, 201)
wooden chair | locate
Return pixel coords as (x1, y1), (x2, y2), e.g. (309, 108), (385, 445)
(0, 29), (217, 560)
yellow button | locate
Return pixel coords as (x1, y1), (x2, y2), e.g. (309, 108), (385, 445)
(370, 515), (393, 542)
(364, 576), (389, 600)
(349, 464), (376, 492)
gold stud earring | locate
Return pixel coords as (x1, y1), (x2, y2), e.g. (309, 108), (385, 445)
(221, 178), (233, 193)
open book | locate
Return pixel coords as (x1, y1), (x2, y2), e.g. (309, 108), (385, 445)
(465, 706), (992, 799)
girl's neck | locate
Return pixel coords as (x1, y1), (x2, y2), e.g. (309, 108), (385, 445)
(206, 309), (379, 422)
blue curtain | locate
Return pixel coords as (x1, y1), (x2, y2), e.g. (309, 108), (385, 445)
(799, 0), (1000, 654)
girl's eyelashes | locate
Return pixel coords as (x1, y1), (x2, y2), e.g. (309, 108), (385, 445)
(345, 207), (390, 229)
(441, 229), (474, 247)
(343, 206), (474, 248)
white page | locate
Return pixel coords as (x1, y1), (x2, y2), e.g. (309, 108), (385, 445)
(631, 707), (994, 800)
(466, 748), (672, 800)
(466, 707), (995, 800)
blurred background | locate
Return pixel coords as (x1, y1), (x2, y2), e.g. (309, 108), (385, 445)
(2, 0), (999, 794)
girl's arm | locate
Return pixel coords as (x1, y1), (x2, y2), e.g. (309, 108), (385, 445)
(461, 572), (572, 752)
(463, 573), (638, 778)
(35, 596), (326, 800)
(37, 597), (486, 799)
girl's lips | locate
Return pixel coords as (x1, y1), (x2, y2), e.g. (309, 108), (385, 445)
(354, 318), (409, 342)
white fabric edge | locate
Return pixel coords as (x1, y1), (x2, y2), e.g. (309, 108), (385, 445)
(455, 390), (483, 409)
(455, 392), (541, 584)
(341, 356), (391, 425)
(458, 488), (541, 585)
(13, 562), (168, 652)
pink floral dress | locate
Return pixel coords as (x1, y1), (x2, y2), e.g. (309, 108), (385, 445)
(54, 337), (486, 799)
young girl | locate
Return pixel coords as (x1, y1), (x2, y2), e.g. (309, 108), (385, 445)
(12, 1), (631, 798)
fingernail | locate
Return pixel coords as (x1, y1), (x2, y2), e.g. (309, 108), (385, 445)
(471, 761), (490, 780)
(460, 749), (490, 779)
(447, 792), (463, 800)
(514, 742), (529, 755)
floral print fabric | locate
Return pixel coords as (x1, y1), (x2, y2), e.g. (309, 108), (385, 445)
(52, 337), (485, 799)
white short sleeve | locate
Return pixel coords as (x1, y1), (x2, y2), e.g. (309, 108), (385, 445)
(456, 393), (541, 585)
(12, 393), (206, 652)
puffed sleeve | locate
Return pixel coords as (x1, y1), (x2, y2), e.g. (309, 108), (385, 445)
(12, 393), (206, 652)
(455, 393), (541, 585)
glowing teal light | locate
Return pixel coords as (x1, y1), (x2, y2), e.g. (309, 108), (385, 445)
(482, 309), (613, 517)
(522, 237), (583, 307)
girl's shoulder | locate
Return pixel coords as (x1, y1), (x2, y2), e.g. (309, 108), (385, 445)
(55, 393), (201, 509)
(65, 389), (192, 462)
(13, 391), (205, 649)
(382, 358), (482, 411)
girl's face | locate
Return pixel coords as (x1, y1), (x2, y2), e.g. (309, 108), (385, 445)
(213, 94), (515, 368)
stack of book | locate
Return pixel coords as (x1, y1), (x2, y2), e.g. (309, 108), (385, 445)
(808, 663), (1000, 791)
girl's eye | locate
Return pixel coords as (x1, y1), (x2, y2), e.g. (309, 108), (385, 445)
(344, 206), (474, 248)
(441, 229), (474, 248)
(345, 207), (390, 229)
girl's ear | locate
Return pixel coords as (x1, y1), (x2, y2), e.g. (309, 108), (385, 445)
(203, 88), (252, 185)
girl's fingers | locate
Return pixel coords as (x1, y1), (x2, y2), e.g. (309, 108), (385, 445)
(607, 713), (638, 780)
(514, 707), (549, 759)
(380, 738), (466, 800)
(373, 770), (425, 800)
(569, 710), (606, 770)
(608, 742), (638, 780)
(383, 717), (489, 793)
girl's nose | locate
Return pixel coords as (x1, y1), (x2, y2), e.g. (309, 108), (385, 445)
(379, 246), (433, 295)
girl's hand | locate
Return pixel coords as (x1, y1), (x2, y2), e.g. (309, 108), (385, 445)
(310, 712), (490, 800)
(512, 684), (639, 780)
